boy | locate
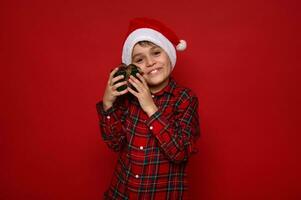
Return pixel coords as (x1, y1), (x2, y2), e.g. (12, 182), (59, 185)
(96, 17), (200, 199)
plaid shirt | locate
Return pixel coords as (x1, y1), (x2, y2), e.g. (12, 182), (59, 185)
(96, 76), (200, 200)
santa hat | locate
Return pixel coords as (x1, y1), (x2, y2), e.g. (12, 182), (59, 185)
(121, 17), (187, 70)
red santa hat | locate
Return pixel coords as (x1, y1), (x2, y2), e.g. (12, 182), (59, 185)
(121, 17), (187, 70)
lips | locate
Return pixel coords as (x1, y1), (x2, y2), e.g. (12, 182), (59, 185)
(147, 67), (161, 75)
(150, 69), (158, 74)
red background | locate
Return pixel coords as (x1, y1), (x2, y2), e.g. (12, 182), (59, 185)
(1, 0), (300, 199)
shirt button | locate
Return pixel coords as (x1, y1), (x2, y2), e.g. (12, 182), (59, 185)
(135, 174), (139, 179)
(139, 146), (143, 150)
(106, 115), (111, 119)
(149, 126), (153, 130)
(151, 94), (155, 98)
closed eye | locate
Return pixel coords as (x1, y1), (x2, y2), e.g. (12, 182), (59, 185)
(153, 51), (161, 55)
(134, 58), (143, 63)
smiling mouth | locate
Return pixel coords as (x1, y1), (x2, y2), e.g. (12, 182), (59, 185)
(148, 68), (161, 75)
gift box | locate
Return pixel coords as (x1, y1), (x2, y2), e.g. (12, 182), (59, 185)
(113, 63), (142, 92)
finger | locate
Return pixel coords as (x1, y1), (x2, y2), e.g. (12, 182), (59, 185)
(127, 85), (138, 97)
(128, 77), (142, 92)
(130, 75), (144, 89)
(111, 81), (127, 91)
(111, 75), (125, 86)
(113, 88), (129, 96)
(108, 67), (120, 83)
(136, 73), (148, 87)
(108, 67), (124, 86)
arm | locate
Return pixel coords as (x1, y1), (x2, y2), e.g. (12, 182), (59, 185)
(96, 66), (129, 152)
(96, 97), (128, 152)
(145, 93), (200, 163)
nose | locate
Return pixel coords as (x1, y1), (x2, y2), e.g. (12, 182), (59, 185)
(145, 55), (155, 68)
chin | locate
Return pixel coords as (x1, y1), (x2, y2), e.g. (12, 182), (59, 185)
(146, 75), (168, 86)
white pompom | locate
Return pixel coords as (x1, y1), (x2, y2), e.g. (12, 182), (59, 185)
(176, 39), (187, 51)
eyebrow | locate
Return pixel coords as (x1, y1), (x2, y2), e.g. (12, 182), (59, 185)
(132, 53), (142, 60)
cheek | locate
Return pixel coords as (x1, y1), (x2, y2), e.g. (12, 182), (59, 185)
(164, 67), (171, 76)
(139, 66), (148, 74)
(132, 63), (145, 73)
(163, 61), (172, 73)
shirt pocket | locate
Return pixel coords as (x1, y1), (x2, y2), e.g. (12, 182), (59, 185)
(125, 114), (150, 135)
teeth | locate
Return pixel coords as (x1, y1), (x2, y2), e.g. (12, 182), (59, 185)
(150, 69), (158, 74)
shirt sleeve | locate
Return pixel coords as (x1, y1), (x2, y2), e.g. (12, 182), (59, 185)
(96, 98), (128, 152)
(145, 93), (200, 163)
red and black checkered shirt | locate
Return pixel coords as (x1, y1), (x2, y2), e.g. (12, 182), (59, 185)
(96, 76), (200, 199)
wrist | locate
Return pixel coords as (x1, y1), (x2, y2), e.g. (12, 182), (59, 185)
(146, 105), (158, 117)
(103, 101), (113, 111)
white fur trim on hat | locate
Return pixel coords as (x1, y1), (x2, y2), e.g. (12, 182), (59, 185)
(122, 28), (177, 70)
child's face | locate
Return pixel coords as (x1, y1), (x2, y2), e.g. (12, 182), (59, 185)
(131, 43), (172, 93)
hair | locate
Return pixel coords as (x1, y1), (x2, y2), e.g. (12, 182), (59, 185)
(136, 40), (156, 47)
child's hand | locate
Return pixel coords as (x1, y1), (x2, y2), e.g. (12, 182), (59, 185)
(128, 73), (158, 117)
(102, 67), (128, 111)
